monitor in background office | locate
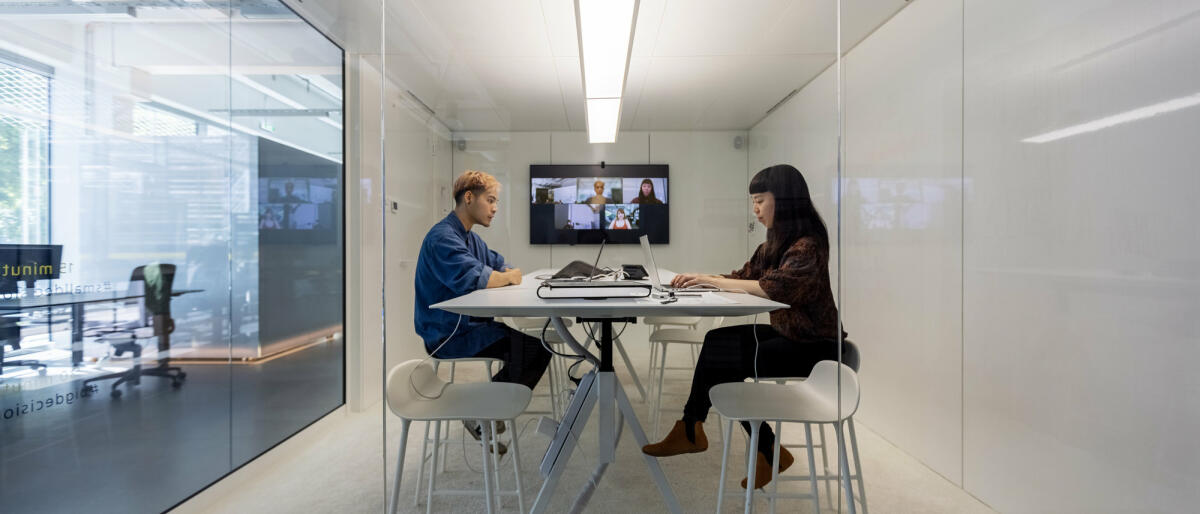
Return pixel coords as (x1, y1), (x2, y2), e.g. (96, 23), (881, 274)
(530, 164), (668, 245)
(0, 244), (63, 294)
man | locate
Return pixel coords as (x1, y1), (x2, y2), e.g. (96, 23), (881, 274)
(585, 179), (612, 214)
(585, 179), (611, 205)
(414, 170), (552, 450)
(278, 181), (307, 228)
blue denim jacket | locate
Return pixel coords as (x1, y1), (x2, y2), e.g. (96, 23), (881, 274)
(414, 212), (509, 358)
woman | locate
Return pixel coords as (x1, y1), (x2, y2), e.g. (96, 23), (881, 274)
(641, 164), (857, 490)
(259, 208), (281, 229)
(630, 178), (662, 204)
(608, 208), (632, 229)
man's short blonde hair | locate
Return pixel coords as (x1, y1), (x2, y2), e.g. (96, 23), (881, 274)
(452, 170), (500, 205)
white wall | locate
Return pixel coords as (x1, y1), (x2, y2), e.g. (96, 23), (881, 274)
(751, 0), (1200, 511)
(961, 0), (1200, 511)
(450, 131), (753, 282)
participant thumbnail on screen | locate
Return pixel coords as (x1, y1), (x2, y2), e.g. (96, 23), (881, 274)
(604, 205), (638, 230)
(576, 178), (623, 205)
(622, 178), (667, 204)
(267, 179), (309, 203)
(554, 204), (600, 229)
(532, 177), (577, 204)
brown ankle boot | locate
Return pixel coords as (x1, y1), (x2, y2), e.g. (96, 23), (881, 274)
(741, 447), (794, 489)
(642, 420), (708, 457)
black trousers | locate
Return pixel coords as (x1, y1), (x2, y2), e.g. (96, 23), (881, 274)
(682, 324), (850, 462)
(472, 325), (553, 391)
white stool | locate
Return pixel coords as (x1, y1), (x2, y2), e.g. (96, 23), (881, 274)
(387, 359), (531, 514)
(643, 316), (702, 383)
(647, 316), (723, 438)
(750, 377), (835, 508)
(710, 361), (867, 514)
(410, 357), (501, 509)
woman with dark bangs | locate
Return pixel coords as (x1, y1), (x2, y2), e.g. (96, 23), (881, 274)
(630, 178), (663, 204)
(641, 164), (858, 490)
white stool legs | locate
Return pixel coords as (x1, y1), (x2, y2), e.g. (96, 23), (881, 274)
(836, 421), (856, 514)
(387, 419), (412, 514)
(717, 417), (734, 513)
(394, 418), (521, 514)
(744, 422), (761, 513)
(803, 423), (821, 514)
(652, 342), (669, 438)
(714, 419), (866, 513)
(425, 421), (440, 514)
(848, 419), (868, 514)
(480, 420), (495, 514)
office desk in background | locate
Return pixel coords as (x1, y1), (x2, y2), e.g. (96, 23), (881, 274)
(0, 289), (202, 367)
(433, 268), (785, 513)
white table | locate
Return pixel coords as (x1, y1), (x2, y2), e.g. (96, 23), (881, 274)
(432, 268), (786, 513)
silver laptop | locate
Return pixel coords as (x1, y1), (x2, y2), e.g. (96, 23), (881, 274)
(639, 235), (679, 292)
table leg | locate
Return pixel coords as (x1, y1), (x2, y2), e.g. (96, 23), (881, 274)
(531, 318), (683, 514)
(615, 369), (683, 513)
(152, 313), (170, 364)
(531, 372), (598, 514)
(71, 303), (83, 367)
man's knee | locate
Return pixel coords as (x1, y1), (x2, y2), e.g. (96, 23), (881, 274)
(524, 334), (553, 365)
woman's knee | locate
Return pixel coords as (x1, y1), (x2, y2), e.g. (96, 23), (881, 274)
(697, 325), (754, 367)
(701, 324), (748, 346)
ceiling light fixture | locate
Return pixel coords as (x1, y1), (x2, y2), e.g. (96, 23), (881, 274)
(576, 0), (638, 144)
(586, 98), (621, 144)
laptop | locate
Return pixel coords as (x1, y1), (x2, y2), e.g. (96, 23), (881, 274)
(639, 235), (685, 293)
(542, 238), (650, 298)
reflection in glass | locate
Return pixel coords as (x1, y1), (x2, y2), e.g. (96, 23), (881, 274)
(0, 1), (344, 511)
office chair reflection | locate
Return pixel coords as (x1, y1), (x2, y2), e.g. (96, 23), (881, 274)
(2, 317), (48, 374)
(82, 263), (186, 398)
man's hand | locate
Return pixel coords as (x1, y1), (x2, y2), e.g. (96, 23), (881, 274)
(486, 267), (522, 288)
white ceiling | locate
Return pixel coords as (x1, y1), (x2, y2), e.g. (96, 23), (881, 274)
(377, 0), (910, 132)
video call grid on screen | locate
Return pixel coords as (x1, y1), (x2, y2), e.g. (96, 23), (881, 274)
(529, 164), (668, 245)
(259, 178), (338, 231)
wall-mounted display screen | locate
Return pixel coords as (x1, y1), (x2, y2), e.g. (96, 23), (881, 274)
(259, 178), (339, 231)
(257, 138), (342, 244)
(530, 164), (668, 244)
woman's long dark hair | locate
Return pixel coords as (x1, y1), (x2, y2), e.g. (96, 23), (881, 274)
(637, 178), (657, 202)
(749, 164), (829, 266)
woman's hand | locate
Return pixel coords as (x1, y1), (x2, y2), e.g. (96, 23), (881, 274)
(670, 273), (724, 289)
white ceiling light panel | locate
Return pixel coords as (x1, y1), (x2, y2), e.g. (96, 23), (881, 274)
(586, 98), (621, 143)
(576, 0), (638, 143)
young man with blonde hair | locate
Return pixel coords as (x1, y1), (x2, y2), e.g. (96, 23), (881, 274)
(414, 170), (551, 449)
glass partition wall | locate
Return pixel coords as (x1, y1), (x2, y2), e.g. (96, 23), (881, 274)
(833, 0), (1199, 512)
(379, 1), (852, 512)
(0, 2), (347, 512)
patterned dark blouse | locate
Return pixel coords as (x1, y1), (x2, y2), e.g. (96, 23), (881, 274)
(724, 236), (846, 342)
